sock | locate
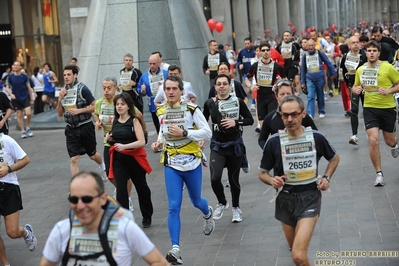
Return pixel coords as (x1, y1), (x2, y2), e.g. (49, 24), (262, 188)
(172, 245), (180, 249)
(392, 143), (398, 149)
(376, 171), (383, 175)
(24, 229), (31, 239)
(203, 210), (211, 219)
(100, 162), (106, 171)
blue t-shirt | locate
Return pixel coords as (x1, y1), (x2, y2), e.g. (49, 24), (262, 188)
(6, 73), (30, 101)
(43, 71), (55, 93)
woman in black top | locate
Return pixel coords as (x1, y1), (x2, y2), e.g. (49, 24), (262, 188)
(106, 92), (153, 227)
(258, 79), (317, 149)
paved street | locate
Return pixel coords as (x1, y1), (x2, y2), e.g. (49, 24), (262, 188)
(2, 94), (399, 266)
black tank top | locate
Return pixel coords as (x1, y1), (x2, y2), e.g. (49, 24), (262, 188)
(111, 116), (137, 144)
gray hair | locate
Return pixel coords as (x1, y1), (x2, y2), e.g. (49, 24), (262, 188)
(280, 95), (305, 111)
(124, 53), (133, 59)
(102, 76), (118, 86)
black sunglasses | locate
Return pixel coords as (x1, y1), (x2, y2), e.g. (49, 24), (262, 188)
(261, 48), (270, 52)
(68, 193), (103, 204)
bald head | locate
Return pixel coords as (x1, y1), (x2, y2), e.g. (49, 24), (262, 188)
(148, 54), (160, 73)
(307, 39), (315, 52)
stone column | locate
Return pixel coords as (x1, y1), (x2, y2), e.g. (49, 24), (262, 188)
(289, 0), (305, 34)
(231, 0), (249, 47)
(328, 0), (338, 29)
(209, 0), (233, 49)
(374, 0), (382, 23)
(356, 0), (363, 23)
(381, 0), (389, 22)
(390, 0), (399, 22)
(317, 0), (329, 31)
(276, 0), (290, 35)
(262, 0), (278, 38)
(248, 0), (264, 41)
(361, 0), (369, 23)
(368, 0), (375, 24)
(347, 0), (356, 27)
(304, 0), (316, 30)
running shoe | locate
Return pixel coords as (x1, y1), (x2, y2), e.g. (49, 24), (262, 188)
(21, 131), (27, 139)
(329, 90), (334, 97)
(24, 224), (37, 251)
(203, 206), (215, 235)
(255, 126), (261, 133)
(26, 128), (33, 137)
(213, 202), (229, 220)
(225, 180), (230, 187)
(166, 245), (182, 265)
(374, 172), (385, 187)
(250, 104), (256, 111)
(391, 144), (399, 158)
(349, 135), (358, 145)
(232, 207), (243, 223)
(99, 166), (108, 182)
(242, 163), (250, 173)
(319, 114), (325, 118)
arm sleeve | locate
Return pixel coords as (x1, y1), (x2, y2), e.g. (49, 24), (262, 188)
(208, 86), (216, 99)
(203, 56), (208, 73)
(202, 100), (211, 121)
(42, 220), (70, 264)
(302, 115), (318, 130)
(123, 220), (156, 258)
(320, 52), (337, 76)
(237, 99), (254, 126)
(94, 99), (101, 115)
(190, 107), (212, 140)
(234, 81), (247, 100)
(300, 54), (306, 84)
(314, 132), (338, 161)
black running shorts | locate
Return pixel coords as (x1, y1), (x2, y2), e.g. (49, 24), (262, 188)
(65, 122), (97, 157)
(363, 107), (397, 132)
(275, 189), (321, 227)
(0, 183), (23, 216)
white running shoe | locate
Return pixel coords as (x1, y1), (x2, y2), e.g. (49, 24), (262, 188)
(213, 202), (229, 220)
(166, 245), (182, 265)
(349, 135), (358, 145)
(391, 144), (399, 158)
(203, 206), (215, 235)
(374, 172), (385, 187)
(24, 224), (37, 251)
(232, 207), (243, 223)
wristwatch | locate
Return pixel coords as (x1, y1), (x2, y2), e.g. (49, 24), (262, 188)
(182, 130), (188, 137)
(322, 175), (330, 183)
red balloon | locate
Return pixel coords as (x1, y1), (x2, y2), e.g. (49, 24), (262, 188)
(265, 29), (270, 34)
(208, 19), (216, 31)
(307, 28), (311, 33)
(311, 26), (316, 31)
(291, 26), (297, 32)
(301, 30), (306, 35)
(324, 31), (329, 36)
(288, 22), (292, 27)
(215, 22), (224, 33)
(362, 21), (366, 26)
(331, 24), (337, 31)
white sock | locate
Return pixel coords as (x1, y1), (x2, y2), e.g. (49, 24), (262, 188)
(24, 229), (30, 239)
(100, 162), (106, 171)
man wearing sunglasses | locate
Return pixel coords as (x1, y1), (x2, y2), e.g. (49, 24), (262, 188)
(40, 171), (168, 266)
(259, 95), (339, 266)
(0, 133), (36, 263)
(246, 42), (285, 128)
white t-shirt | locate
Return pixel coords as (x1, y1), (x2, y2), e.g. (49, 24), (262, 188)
(154, 81), (196, 104)
(42, 215), (155, 265)
(31, 73), (44, 92)
(0, 134), (27, 185)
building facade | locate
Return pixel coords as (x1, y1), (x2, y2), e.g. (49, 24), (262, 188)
(1, 0), (398, 87)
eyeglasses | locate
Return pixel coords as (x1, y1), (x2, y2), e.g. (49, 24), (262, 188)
(281, 111), (302, 119)
(68, 193), (103, 204)
(216, 82), (229, 86)
(261, 48), (270, 52)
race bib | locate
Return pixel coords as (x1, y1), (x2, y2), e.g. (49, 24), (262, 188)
(163, 103), (188, 141)
(281, 42), (293, 59)
(218, 97), (239, 120)
(345, 54), (361, 74)
(61, 86), (78, 110)
(208, 54), (220, 71)
(149, 73), (164, 96)
(120, 71), (132, 90)
(0, 134), (8, 167)
(306, 52), (320, 73)
(257, 62), (274, 86)
(280, 128), (317, 184)
(360, 65), (379, 93)
(99, 101), (114, 132)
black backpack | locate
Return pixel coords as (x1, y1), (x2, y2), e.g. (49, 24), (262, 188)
(61, 197), (120, 266)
